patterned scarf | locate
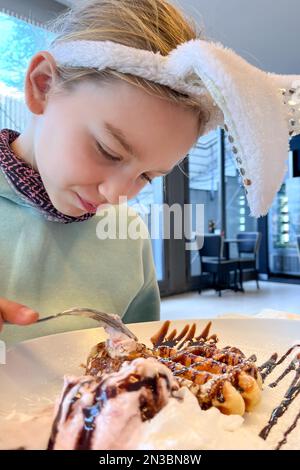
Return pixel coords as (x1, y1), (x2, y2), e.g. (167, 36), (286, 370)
(0, 128), (95, 223)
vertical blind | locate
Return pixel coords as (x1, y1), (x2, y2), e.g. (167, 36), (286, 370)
(0, 6), (56, 132)
(0, 94), (29, 133)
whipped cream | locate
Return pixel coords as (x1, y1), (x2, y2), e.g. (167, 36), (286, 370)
(105, 327), (138, 358)
(137, 387), (270, 450)
(0, 407), (53, 450)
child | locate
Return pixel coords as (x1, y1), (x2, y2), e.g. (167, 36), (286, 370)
(2, 0), (298, 345)
(0, 0), (203, 345)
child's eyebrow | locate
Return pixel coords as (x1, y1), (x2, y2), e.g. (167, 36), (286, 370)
(104, 122), (136, 157)
(104, 121), (174, 176)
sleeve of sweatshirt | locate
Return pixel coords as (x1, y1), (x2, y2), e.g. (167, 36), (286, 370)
(122, 230), (161, 324)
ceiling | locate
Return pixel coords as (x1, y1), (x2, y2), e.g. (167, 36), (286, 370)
(56, 0), (73, 5)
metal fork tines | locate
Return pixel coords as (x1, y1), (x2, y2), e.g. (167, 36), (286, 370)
(35, 307), (137, 341)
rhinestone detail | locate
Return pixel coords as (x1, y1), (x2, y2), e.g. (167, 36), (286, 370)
(281, 84), (300, 137)
(223, 123), (252, 193)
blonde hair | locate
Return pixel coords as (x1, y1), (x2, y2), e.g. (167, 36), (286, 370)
(48, 0), (209, 134)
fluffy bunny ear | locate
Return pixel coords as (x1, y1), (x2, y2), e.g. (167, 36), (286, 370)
(168, 40), (300, 217)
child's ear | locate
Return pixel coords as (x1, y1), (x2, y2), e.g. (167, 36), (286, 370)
(25, 51), (58, 115)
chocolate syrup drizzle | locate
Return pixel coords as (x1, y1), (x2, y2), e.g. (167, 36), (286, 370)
(47, 382), (75, 450)
(258, 345), (300, 449)
(275, 409), (300, 450)
(259, 344), (300, 381)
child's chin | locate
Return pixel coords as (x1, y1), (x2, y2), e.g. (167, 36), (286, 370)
(56, 203), (86, 217)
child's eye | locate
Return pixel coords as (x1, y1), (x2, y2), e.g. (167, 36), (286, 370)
(96, 141), (152, 184)
(96, 141), (121, 162)
(141, 173), (153, 184)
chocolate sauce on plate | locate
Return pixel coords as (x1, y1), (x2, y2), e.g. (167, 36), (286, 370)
(258, 347), (300, 448)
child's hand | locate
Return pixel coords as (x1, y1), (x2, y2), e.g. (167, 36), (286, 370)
(0, 298), (39, 331)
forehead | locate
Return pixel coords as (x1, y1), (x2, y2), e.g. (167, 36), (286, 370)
(71, 79), (200, 166)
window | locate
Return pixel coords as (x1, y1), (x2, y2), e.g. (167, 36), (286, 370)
(225, 138), (256, 239)
(268, 163), (300, 276)
(0, 11), (52, 131)
(128, 177), (165, 281)
(188, 129), (220, 276)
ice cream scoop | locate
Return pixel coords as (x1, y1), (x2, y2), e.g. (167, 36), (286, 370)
(48, 357), (179, 450)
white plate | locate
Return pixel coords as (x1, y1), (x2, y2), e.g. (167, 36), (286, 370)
(0, 318), (299, 450)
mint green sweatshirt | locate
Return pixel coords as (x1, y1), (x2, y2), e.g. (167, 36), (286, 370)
(0, 167), (160, 346)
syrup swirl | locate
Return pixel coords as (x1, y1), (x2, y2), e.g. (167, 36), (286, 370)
(258, 346), (300, 448)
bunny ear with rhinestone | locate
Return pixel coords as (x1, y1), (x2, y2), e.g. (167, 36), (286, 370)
(167, 40), (300, 217)
(50, 38), (300, 217)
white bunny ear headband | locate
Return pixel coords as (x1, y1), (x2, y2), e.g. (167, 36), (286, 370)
(49, 39), (300, 217)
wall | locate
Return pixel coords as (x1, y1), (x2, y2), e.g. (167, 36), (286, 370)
(172, 0), (300, 74)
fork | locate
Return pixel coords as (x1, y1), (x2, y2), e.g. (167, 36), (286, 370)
(12, 307), (138, 341)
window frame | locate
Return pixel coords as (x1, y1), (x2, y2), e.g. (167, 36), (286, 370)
(0, 0), (66, 24)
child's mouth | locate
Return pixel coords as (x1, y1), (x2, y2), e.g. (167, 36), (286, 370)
(76, 194), (98, 213)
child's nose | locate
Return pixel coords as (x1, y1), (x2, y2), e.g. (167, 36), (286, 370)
(98, 175), (138, 205)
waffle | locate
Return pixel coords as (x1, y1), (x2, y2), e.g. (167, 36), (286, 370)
(85, 321), (262, 416)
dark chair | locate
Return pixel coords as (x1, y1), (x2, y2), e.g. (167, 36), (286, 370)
(197, 234), (239, 297)
(236, 232), (262, 291)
